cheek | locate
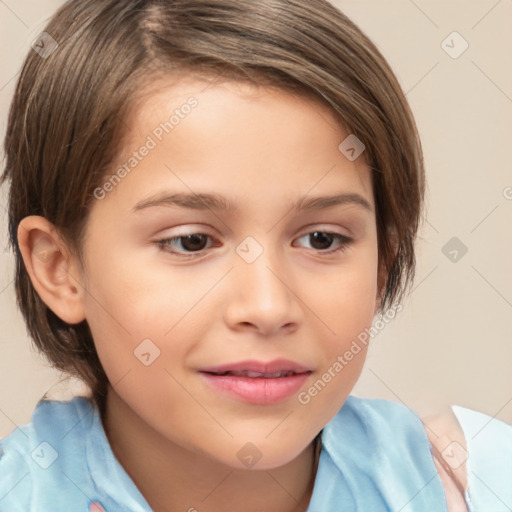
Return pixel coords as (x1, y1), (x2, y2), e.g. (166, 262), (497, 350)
(313, 245), (379, 335)
(83, 245), (191, 333)
(303, 245), (378, 406)
(81, 246), (218, 386)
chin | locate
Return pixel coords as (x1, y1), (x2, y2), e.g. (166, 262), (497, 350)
(223, 438), (308, 471)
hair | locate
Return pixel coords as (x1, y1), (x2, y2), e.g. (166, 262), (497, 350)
(1, 0), (425, 419)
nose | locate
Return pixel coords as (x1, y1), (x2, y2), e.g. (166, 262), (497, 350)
(223, 243), (303, 336)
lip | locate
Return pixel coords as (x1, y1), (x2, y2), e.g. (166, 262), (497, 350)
(199, 358), (312, 375)
(198, 359), (312, 405)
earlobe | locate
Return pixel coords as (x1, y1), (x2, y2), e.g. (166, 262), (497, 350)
(17, 215), (86, 324)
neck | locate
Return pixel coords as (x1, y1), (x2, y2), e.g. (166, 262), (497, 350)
(101, 386), (319, 512)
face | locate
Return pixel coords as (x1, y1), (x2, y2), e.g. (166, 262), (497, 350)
(78, 77), (379, 470)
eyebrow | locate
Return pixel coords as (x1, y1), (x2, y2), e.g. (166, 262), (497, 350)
(131, 191), (373, 214)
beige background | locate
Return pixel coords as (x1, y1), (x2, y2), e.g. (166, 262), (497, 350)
(1, 0), (511, 438)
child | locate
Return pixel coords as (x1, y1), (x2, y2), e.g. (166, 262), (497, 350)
(0, 1), (510, 511)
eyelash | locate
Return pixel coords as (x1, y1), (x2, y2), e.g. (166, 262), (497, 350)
(155, 231), (354, 258)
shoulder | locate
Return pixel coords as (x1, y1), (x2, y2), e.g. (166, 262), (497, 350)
(319, 396), (451, 511)
(422, 407), (468, 488)
(0, 396), (95, 509)
(426, 404), (512, 512)
(0, 435), (33, 510)
(422, 407), (469, 512)
(331, 394), (431, 437)
(324, 395), (432, 459)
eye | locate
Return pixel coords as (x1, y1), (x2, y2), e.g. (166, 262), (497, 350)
(294, 232), (353, 253)
(156, 233), (216, 256)
(155, 230), (353, 258)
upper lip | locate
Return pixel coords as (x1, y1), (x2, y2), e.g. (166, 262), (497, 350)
(199, 359), (312, 376)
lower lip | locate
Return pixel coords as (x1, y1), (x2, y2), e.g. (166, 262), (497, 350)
(199, 372), (311, 405)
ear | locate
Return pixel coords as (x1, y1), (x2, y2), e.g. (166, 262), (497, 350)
(17, 215), (86, 324)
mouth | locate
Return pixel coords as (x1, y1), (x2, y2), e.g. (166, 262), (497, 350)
(202, 370), (305, 378)
(199, 358), (312, 375)
(198, 359), (312, 405)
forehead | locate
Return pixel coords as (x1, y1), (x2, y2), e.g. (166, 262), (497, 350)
(94, 75), (374, 219)
(124, 75), (351, 153)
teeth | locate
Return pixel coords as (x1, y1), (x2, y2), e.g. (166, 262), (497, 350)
(246, 371), (270, 378)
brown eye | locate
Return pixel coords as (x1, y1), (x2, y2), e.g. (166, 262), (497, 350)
(295, 232), (353, 253)
(157, 233), (213, 254)
(178, 234), (209, 252)
(309, 232), (335, 250)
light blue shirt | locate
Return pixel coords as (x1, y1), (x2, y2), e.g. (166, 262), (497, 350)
(0, 395), (510, 511)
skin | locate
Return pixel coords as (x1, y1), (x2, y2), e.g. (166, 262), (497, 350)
(17, 77), (464, 511)
(424, 408), (469, 511)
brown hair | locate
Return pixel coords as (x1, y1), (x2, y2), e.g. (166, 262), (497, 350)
(1, 0), (425, 418)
